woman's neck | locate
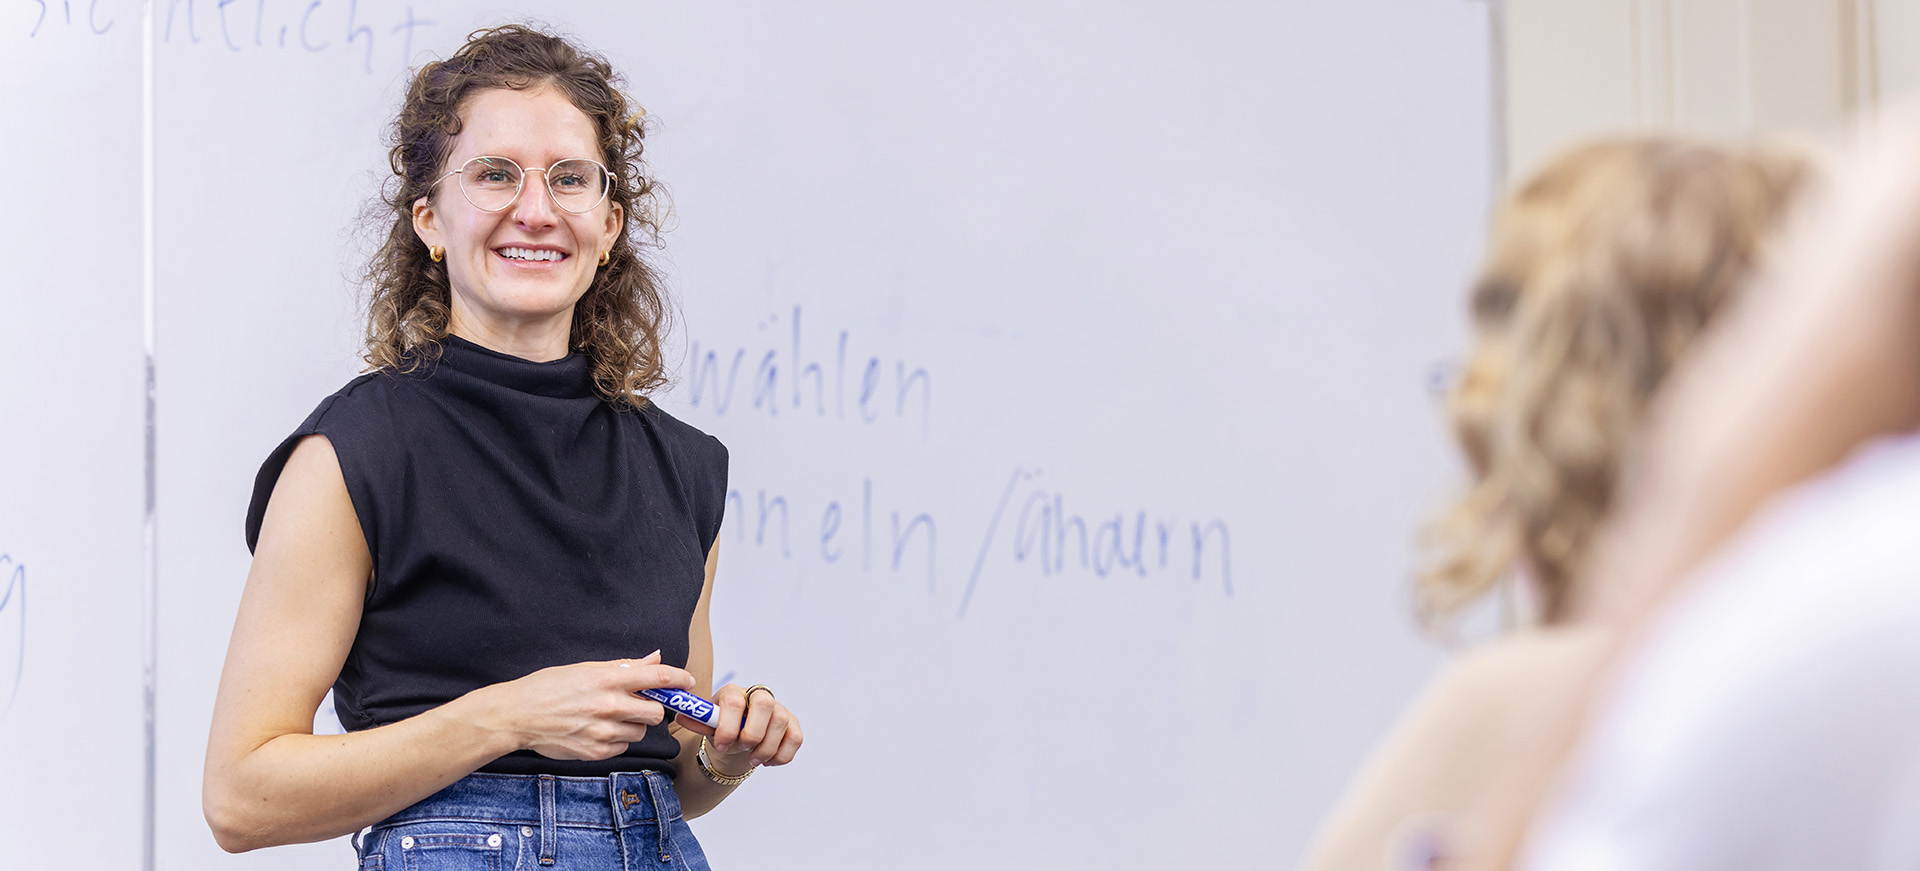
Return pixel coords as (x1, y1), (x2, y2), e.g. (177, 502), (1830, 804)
(447, 307), (574, 362)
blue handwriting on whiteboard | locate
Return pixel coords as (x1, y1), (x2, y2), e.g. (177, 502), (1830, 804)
(0, 554), (24, 721)
(725, 477), (938, 593)
(960, 467), (1232, 617)
(24, 0), (114, 37)
(160, 0), (431, 72)
(718, 468), (1232, 619)
(686, 306), (932, 432)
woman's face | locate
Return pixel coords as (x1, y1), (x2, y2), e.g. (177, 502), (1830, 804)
(412, 85), (622, 345)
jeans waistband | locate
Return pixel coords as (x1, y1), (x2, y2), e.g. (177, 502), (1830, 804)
(381, 771), (683, 830)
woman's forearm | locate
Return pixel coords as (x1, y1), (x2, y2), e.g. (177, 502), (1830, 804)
(204, 688), (520, 852)
(206, 654), (692, 852)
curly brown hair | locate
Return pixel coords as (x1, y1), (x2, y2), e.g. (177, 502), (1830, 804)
(1418, 136), (1812, 627)
(363, 24), (669, 405)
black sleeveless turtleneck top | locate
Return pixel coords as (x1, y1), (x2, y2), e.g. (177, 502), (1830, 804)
(245, 336), (728, 777)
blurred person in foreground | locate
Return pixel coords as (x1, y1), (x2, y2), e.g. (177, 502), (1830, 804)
(1300, 135), (1811, 871)
(1468, 110), (1920, 870)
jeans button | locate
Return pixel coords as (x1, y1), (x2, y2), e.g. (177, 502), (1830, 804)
(400, 836), (415, 850)
(521, 826), (534, 837)
(488, 833), (502, 848)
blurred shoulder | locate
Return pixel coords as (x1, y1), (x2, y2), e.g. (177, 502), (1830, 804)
(1440, 626), (1612, 704)
(1300, 627), (1612, 871)
(1387, 626), (1612, 764)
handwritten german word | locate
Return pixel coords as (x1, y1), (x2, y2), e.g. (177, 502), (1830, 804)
(960, 467), (1233, 616)
(22, 0), (116, 37)
(0, 554), (24, 721)
(726, 477), (939, 593)
(685, 306), (932, 431)
(159, 0), (432, 73)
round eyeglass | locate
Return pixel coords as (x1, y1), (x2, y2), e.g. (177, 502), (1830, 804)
(431, 156), (617, 215)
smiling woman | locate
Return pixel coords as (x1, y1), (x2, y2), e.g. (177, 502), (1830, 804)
(362, 26), (671, 399)
(203, 25), (803, 869)
(410, 84), (625, 358)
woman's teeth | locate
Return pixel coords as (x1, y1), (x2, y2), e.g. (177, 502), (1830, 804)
(498, 247), (565, 262)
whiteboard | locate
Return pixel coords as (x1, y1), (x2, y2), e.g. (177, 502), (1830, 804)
(0, 8), (148, 871)
(6, 2), (1491, 868)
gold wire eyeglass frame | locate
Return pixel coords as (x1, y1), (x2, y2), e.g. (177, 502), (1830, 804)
(430, 155), (618, 215)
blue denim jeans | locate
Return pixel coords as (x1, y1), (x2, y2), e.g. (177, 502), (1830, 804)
(354, 771), (711, 870)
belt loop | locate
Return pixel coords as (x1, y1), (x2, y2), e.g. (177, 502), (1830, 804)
(538, 774), (558, 866)
(352, 827), (381, 868)
(643, 771), (674, 863)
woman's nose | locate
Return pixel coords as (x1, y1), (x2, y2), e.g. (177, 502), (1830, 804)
(511, 169), (561, 227)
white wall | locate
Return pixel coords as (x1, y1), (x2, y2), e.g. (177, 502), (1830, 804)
(1875, 0), (1920, 95)
(1504, 0), (1875, 179)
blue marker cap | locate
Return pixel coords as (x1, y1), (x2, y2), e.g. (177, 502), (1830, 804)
(636, 687), (720, 729)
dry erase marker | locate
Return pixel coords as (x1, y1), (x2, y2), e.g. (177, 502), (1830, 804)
(637, 687), (721, 728)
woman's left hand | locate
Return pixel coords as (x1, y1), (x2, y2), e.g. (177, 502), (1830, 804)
(681, 683), (803, 770)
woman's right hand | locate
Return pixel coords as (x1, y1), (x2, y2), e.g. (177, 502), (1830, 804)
(474, 650), (696, 762)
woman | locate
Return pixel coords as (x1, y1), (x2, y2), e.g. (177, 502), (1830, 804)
(1299, 136), (1808, 871)
(203, 26), (801, 868)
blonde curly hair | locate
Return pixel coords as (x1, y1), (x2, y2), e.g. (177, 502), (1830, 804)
(1419, 136), (1811, 627)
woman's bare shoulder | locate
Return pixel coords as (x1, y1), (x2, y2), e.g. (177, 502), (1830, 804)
(1300, 627), (1612, 871)
(1441, 627), (1612, 702)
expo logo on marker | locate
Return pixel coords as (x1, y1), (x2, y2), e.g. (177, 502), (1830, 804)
(664, 693), (714, 721)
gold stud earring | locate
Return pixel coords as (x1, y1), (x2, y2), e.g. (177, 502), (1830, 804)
(429, 246), (444, 263)
(598, 250), (611, 267)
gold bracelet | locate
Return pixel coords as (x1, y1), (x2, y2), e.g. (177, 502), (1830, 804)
(697, 735), (753, 786)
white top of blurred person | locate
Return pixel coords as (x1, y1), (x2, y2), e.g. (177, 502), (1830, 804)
(1523, 432), (1920, 870)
